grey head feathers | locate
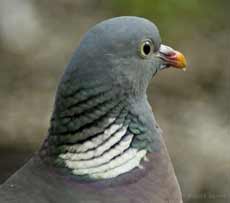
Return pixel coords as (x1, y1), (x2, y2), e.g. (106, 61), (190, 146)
(61, 16), (162, 97)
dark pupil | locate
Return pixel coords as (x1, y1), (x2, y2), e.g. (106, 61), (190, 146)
(143, 43), (151, 55)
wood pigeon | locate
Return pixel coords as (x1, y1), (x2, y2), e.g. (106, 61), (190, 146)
(0, 16), (186, 203)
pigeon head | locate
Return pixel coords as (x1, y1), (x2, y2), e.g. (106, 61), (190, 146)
(62, 16), (186, 97)
(40, 17), (187, 180)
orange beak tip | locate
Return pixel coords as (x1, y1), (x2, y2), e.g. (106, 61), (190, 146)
(175, 51), (187, 70)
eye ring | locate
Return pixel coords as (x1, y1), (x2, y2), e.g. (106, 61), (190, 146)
(139, 39), (154, 58)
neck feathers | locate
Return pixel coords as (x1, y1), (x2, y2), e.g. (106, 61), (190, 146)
(40, 82), (160, 180)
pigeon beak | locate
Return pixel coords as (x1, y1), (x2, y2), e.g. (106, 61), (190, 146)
(158, 44), (187, 71)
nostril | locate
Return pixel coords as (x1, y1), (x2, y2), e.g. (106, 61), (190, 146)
(159, 44), (175, 56)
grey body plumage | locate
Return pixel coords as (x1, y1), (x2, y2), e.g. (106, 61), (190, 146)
(0, 16), (186, 202)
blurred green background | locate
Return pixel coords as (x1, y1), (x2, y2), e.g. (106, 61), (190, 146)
(0, 0), (229, 202)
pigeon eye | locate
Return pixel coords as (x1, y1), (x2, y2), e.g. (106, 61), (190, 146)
(139, 40), (154, 58)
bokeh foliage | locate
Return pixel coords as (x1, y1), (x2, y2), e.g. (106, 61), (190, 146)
(102, 0), (229, 39)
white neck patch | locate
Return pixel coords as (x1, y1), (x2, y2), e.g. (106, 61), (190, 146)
(58, 122), (147, 179)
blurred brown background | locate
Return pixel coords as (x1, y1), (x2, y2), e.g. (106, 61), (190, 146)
(0, 0), (229, 202)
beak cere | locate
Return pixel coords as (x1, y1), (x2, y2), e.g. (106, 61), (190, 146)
(158, 44), (187, 70)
